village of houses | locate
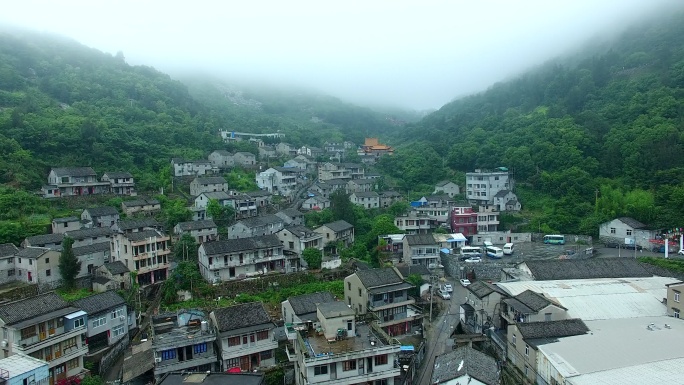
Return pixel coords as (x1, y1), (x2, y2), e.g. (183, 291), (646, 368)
(0, 132), (682, 385)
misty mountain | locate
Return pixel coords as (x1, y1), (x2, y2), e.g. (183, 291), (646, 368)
(0, 29), (412, 189)
(379, 9), (684, 232)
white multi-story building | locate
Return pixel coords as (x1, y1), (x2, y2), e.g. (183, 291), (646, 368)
(198, 235), (285, 283)
(256, 167), (303, 197)
(465, 168), (513, 206)
(285, 301), (401, 385)
(0, 293), (89, 383)
(110, 229), (171, 287)
(210, 302), (277, 372)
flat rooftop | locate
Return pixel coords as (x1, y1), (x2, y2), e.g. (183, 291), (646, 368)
(537, 316), (684, 381)
(0, 353), (47, 377)
(303, 322), (387, 356)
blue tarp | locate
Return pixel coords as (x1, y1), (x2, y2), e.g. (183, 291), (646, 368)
(400, 346), (415, 351)
(440, 248), (451, 254)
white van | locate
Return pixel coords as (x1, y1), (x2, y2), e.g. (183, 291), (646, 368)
(503, 243), (514, 255)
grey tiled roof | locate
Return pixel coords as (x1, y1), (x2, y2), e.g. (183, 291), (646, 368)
(93, 276), (111, 285)
(352, 191), (379, 198)
(396, 265), (431, 278)
(25, 233), (64, 246)
(0, 243), (18, 258)
(522, 258), (652, 280)
(84, 206), (119, 217)
(617, 217), (647, 229)
(432, 346), (499, 385)
(514, 290), (557, 312)
(199, 191), (231, 200)
(494, 189), (510, 198)
(213, 302), (272, 332)
(177, 220), (217, 232)
(73, 291), (125, 315)
(0, 293), (70, 325)
(236, 214), (284, 229)
(122, 198), (160, 208)
(355, 268), (403, 289)
(52, 167), (96, 177)
(103, 171), (133, 179)
(211, 150), (232, 156)
(194, 176), (227, 185)
(405, 234), (436, 246)
(53, 216), (79, 223)
(104, 261), (130, 275)
(320, 220), (353, 233)
(517, 319), (589, 340)
(277, 208), (303, 218)
(287, 292), (335, 316)
(202, 235), (281, 255)
(115, 218), (160, 231)
(349, 179), (374, 185)
(125, 230), (164, 242)
(380, 190), (402, 197)
(245, 190), (272, 197)
(467, 281), (499, 299)
(65, 227), (113, 240)
(72, 242), (110, 257)
(324, 179), (349, 186)
(435, 180), (453, 187)
(282, 225), (318, 239)
(16, 247), (49, 259)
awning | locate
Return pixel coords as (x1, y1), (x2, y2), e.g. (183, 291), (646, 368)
(440, 248), (451, 254)
(65, 310), (87, 319)
(400, 346), (415, 351)
(447, 233), (468, 242)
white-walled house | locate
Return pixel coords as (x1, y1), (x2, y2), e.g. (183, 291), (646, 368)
(433, 180), (461, 198)
(210, 302), (277, 372)
(198, 235), (285, 283)
(598, 217), (658, 249)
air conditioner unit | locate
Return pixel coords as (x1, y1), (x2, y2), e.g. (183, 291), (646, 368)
(154, 357), (162, 363)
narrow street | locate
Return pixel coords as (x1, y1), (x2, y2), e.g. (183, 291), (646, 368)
(416, 279), (466, 385)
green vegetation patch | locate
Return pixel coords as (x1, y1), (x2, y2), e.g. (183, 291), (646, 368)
(639, 257), (684, 274)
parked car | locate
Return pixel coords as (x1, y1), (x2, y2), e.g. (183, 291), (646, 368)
(624, 244), (643, 251)
(459, 279), (471, 287)
(437, 289), (451, 300)
(604, 241), (620, 248)
(443, 283), (453, 293)
(465, 256), (482, 263)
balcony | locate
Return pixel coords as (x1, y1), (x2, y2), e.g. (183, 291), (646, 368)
(16, 326), (86, 354)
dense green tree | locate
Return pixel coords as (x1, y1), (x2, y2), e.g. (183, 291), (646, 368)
(330, 190), (356, 226)
(59, 237), (81, 290)
(302, 247), (323, 269)
(174, 234), (198, 263)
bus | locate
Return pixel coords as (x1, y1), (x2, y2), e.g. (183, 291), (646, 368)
(460, 246), (482, 259)
(503, 243), (514, 255)
(485, 246), (504, 259)
(543, 235), (566, 245)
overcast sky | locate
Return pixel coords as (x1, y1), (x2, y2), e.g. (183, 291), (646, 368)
(1, 0), (680, 109)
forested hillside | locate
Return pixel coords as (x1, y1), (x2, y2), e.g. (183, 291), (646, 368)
(0, 29), (408, 190)
(381, 9), (684, 235)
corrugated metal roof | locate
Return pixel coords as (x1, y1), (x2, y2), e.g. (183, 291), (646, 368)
(567, 357), (684, 385)
(537, 316), (684, 383)
(496, 277), (678, 320)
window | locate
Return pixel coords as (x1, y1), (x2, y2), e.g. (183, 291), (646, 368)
(74, 318), (84, 328)
(314, 365), (328, 375)
(62, 337), (76, 350)
(242, 336), (248, 345)
(45, 258), (49, 263)
(57, 317), (64, 328)
(260, 350), (272, 360)
(347, 320), (353, 331)
(545, 313), (552, 321)
(524, 365), (529, 376)
(7, 269), (14, 277)
(228, 336), (240, 346)
(161, 349), (176, 360)
(674, 308), (680, 319)
(358, 288), (362, 297)
(18, 258), (21, 263)
(626, 229), (632, 236)
(21, 327), (36, 339)
(342, 360), (357, 371)
(512, 333), (516, 346)
(347, 282), (351, 291)
(375, 354), (388, 366)
(112, 325), (125, 337)
(68, 358), (79, 370)
(92, 316), (107, 328)
(46, 269), (51, 277)
(29, 260), (32, 265)
(111, 308), (124, 319)
(193, 343), (207, 354)
(525, 345), (529, 357)
(257, 330), (269, 341)
(610, 227), (616, 234)
(675, 291), (680, 303)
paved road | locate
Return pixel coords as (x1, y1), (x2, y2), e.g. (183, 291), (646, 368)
(416, 279), (468, 385)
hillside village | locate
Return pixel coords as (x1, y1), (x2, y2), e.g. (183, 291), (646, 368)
(0, 131), (683, 385)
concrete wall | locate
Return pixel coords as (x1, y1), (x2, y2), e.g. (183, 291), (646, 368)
(507, 324), (537, 384)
